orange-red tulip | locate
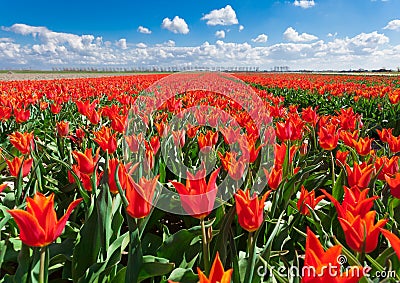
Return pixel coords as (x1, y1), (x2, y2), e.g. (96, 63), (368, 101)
(93, 126), (117, 154)
(380, 229), (400, 260)
(318, 123), (339, 151)
(264, 167), (282, 190)
(387, 135), (400, 153)
(8, 192), (82, 247)
(297, 186), (324, 216)
(9, 131), (34, 155)
(72, 148), (100, 175)
(56, 121), (70, 137)
(170, 168), (220, 220)
(6, 156), (33, 177)
(125, 175), (158, 219)
(336, 150), (349, 166)
(198, 131), (218, 153)
(340, 130), (359, 147)
(375, 156), (399, 180)
(338, 210), (388, 253)
(302, 227), (364, 283)
(322, 186), (377, 219)
(197, 252), (233, 283)
(352, 137), (373, 156)
(108, 159), (128, 194)
(14, 108), (30, 123)
(385, 172), (400, 199)
(346, 162), (374, 189)
(235, 189), (271, 232)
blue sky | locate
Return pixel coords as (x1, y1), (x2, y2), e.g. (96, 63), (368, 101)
(0, 0), (400, 70)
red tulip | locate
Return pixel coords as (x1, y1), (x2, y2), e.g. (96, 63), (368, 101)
(264, 167), (282, 190)
(125, 133), (144, 153)
(108, 159), (128, 194)
(335, 150), (349, 166)
(338, 210), (388, 253)
(125, 175), (158, 219)
(6, 156), (33, 177)
(345, 162), (374, 189)
(170, 168), (220, 219)
(93, 126), (117, 154)
(301, 106), (319, 126)
(318, 123), (339, 151)
(302, 227), (364, 283)
(8, 192), (82, 247)
(9, 131), (34, 155)
(14, 108), (30, 123)
(72, 148), (100, 175)
(352, 137), (373, 156)
(322, 186), (377, 219)
(235, 189), (271, 232)
(56, 121), (70, 137)
(380, 229), (400, 260)
(50, 103), (62, 114)
(375, 156), (399, 180)
(172, 129), (186, 148)
(110, 114), (127, 133)
(220, 126), (241, 144)
(297, 186), (324, 216)
(0, 106), (12, 121)
(197, 252), (233, 283)
(198, 131), (218, 153)
(340, 130), (359, 147)
(385, 172), (400, 199)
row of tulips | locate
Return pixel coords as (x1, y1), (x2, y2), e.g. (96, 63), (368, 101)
(0, 72), (400, 283)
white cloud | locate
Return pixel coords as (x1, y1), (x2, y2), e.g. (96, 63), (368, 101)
(293, 0), (315, 9)
(284, 27), (318, 42)
(327, 32), (338, 37)
(384, 19), (400, 31)
(0, 37), (14, 43)
(161, 16), (189, 34)
(115, 38), (127, 49)
(0, 24), (398, 71)
(136, 43), (147, 48)
(201, 5), (239, 26)
(215, 30), (226, 39)
(155, 40), (175, 47)
(239, 25), (244, 32)
(137, 26), (152, 34)
(252, 34), (268, 43)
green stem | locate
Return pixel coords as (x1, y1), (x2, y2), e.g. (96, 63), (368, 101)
(247, 231), (254, 256)
(201, 218), (210, 274)
(39, 246), (47, 283)
(330, 151), (336, 186)
(244, 231), (257, 283)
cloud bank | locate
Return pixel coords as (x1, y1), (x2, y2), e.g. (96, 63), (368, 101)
(0, 24), (399, 71)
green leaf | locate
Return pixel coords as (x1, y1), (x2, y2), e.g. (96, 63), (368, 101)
(138, 256), (175, 282)
(332, 169), (345, 200)
(157, 227), (202, 268)
(167, 268), (198, 283)
(72, 207), (101, 282)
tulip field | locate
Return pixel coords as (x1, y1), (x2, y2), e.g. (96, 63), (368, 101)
(1, 71), (400, 283)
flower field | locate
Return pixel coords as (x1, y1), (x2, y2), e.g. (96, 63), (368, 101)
(1, 71), (400, 283)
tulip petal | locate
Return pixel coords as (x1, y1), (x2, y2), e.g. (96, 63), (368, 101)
(8, 209), (46, 247)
